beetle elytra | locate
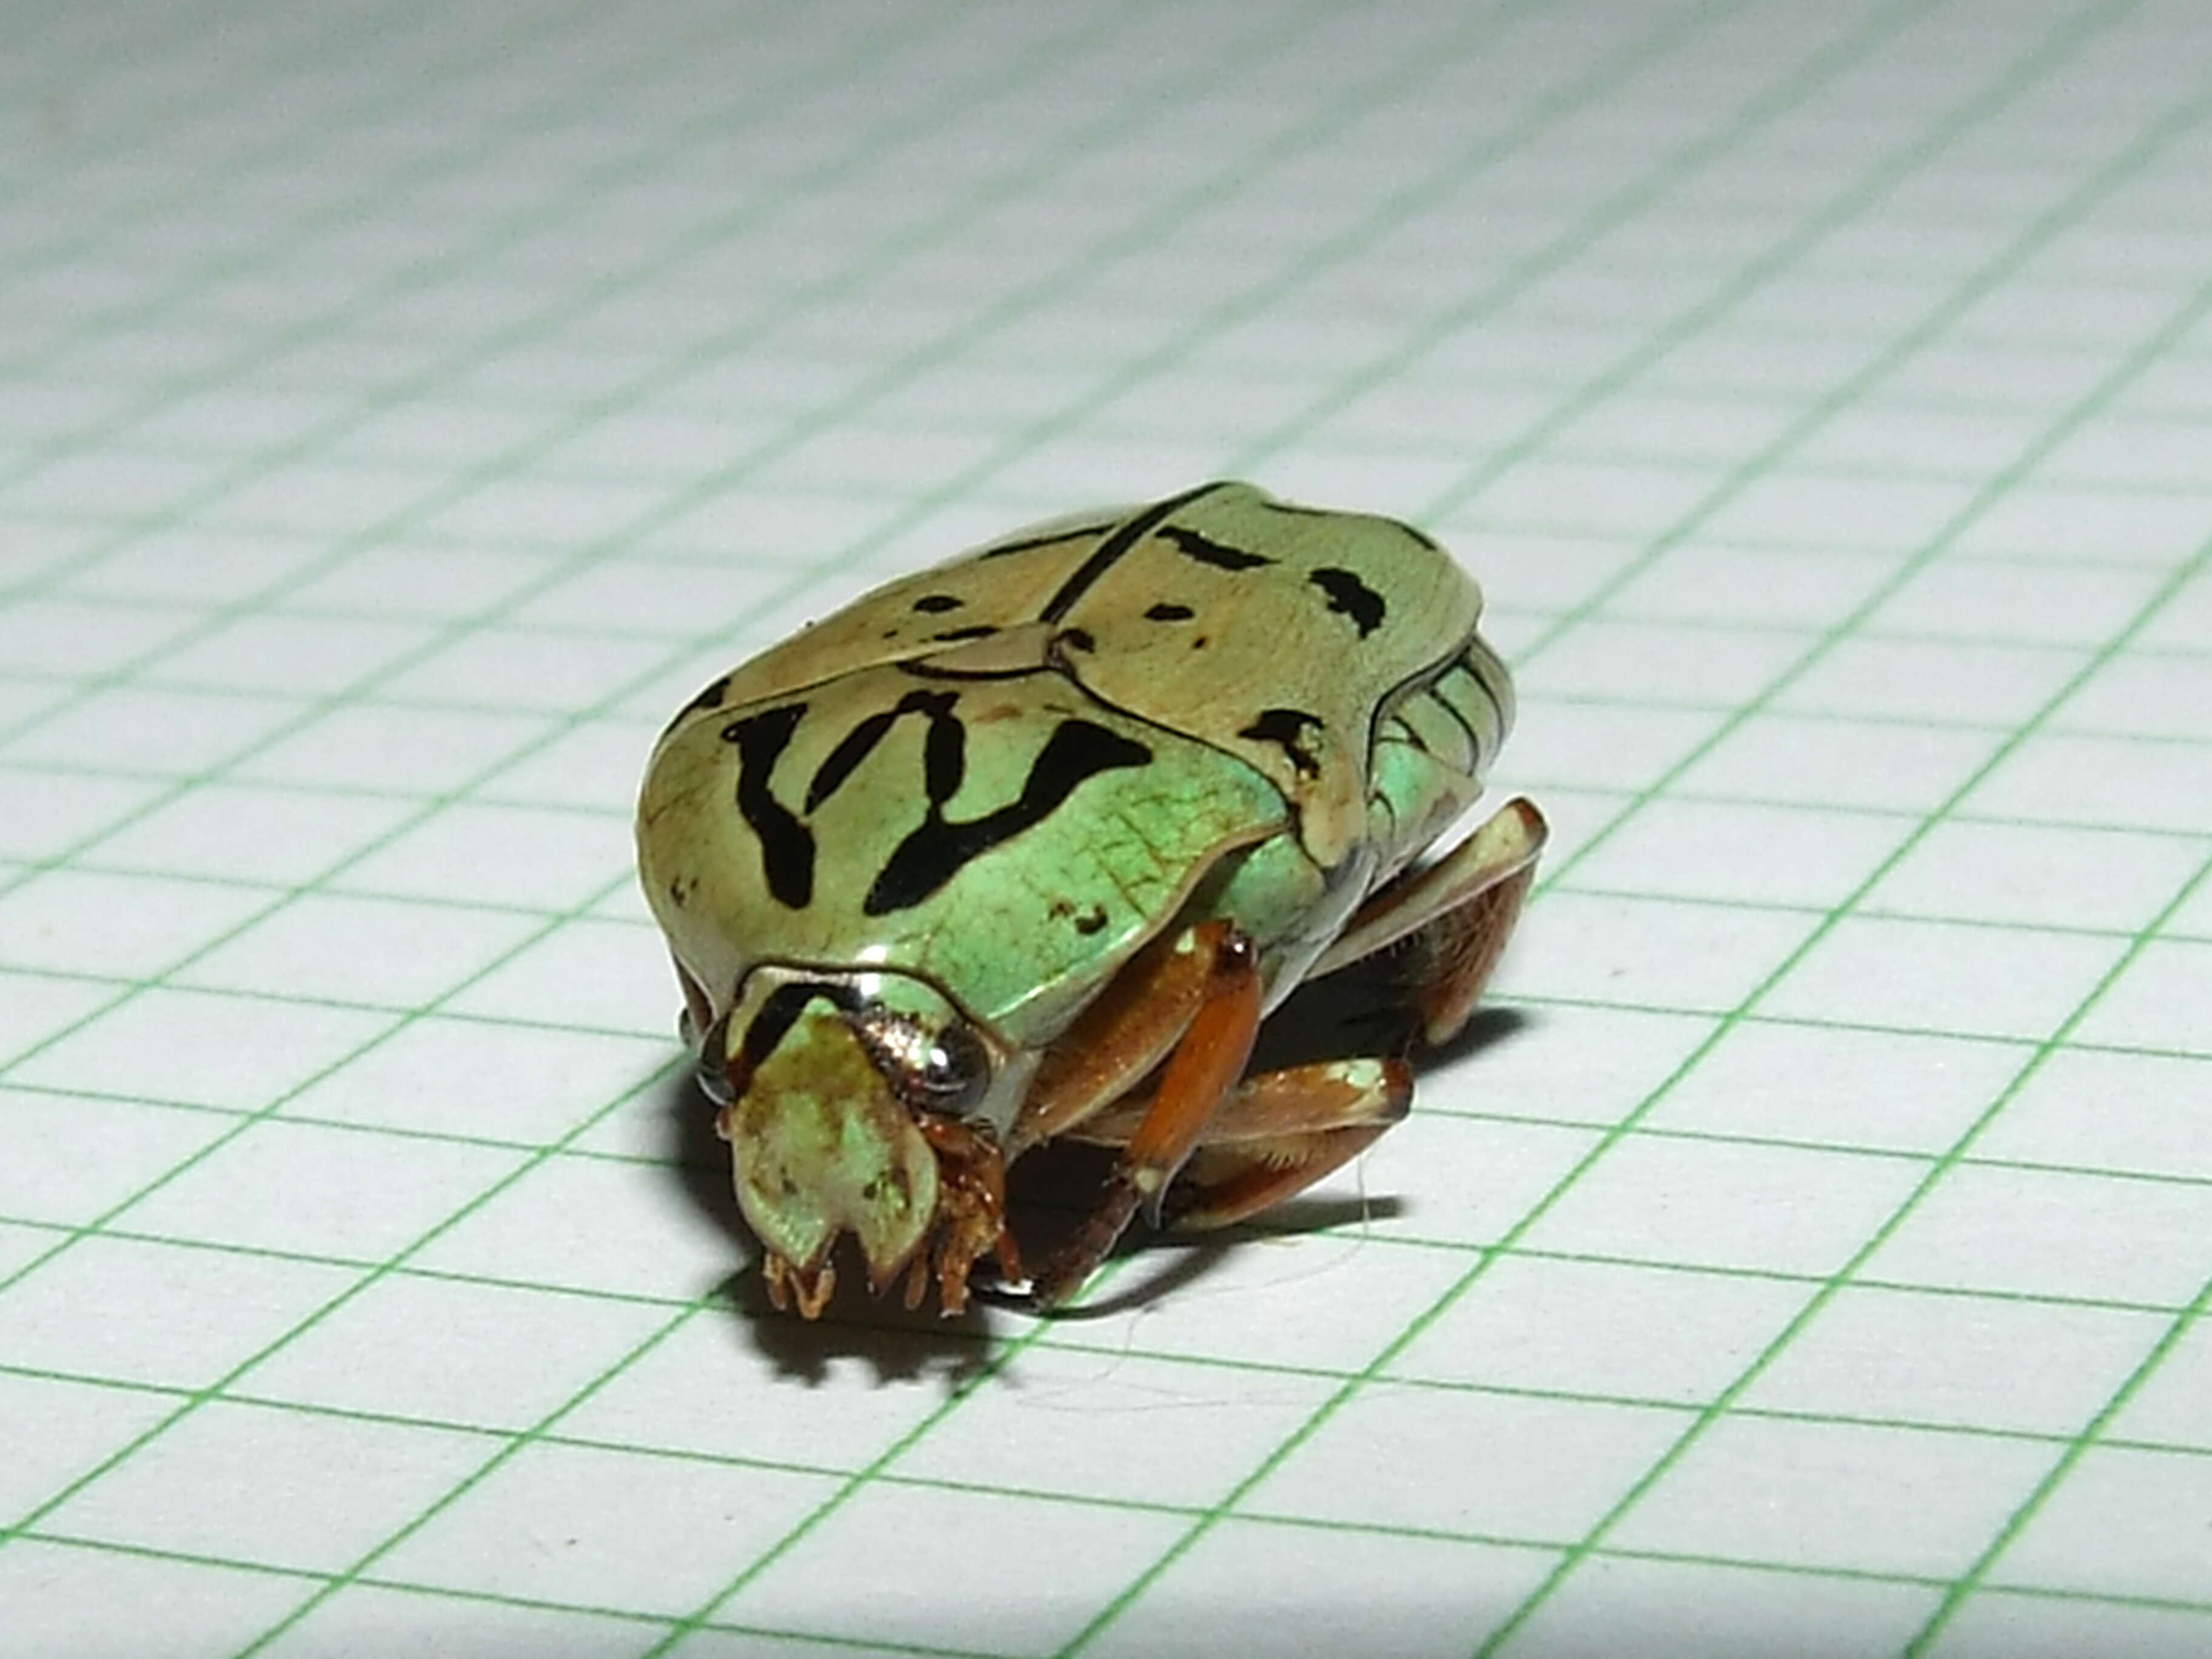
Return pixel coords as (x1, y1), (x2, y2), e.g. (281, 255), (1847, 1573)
(637, 481), (1544, 1316)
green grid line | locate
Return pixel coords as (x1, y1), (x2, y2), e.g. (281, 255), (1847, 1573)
(1471, 560), (2212, 1646)
(10, 1178), (2212, 1329)
(12, 350), (2211, 484)
(184, 1), (1794, 1647)
(4, 1), (2211, 1653)
(12, 992), (2212, 1206)
(0, 0), (431, 233)
(28, 416), (2212, 512)
(1489, 793), (2212, 1656)
(0, 0), (980, 602)
(6, 931), (2212, 1074)
(12, 432), (2207, 610)
(73, 0), (1814, 1654)
(0, 0), (925, 407)
(8, 1523), (2211, 1659)
(1905, 1048), (2212, 1643)
(12, 1449), (2212, 1643)
(0, 0), (620, 332)
(11, 598), (2212, 699)
(9, 1342), (2211, 1480)
(1053, 22), (2212, 1654)
(5, 797), (2210, 954)
(1230, 0), (2151, 502)
(10, 1201), (2212, 1338)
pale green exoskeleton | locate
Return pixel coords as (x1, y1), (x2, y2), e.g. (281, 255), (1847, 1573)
(637, 482), (1546, 1318)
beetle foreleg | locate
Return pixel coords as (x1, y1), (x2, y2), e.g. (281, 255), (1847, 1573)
(1027, 924), (1262, 1309)
(910, 1114), (1022, 1317)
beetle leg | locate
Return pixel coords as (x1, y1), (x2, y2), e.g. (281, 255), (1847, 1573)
(1064, 1056), (1410, 1230)
(1008, 917), (1245, 1158)
(1027, 925), (1263, 1309)
(1309, 796), (1546, 1045)
(912, 1113), (1022, 1316)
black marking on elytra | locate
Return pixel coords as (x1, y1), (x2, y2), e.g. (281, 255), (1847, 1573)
(1039, 482), (1229, 623)
(978, 520), (1119, 560)
(1261, 497), (1443, 552)
(1059, 628), (1095, 652)
(864, 720), (1152, 915)
(722, 705), (815, 908)
(804, 689), (957, 814)
(913, 594), (964, 613)
(1239, 707), (1324, 779)
(1159, 525), (1273, 571)
(922, 696), (966, 803)
(1309, 567), (1386, 637)
(661, 672), (732, 737)
(804, 711), (894, 814)
(1144, 602), (1193, 622)
(1073, 905), (1108, 935)
(929, 624), (1000, 643)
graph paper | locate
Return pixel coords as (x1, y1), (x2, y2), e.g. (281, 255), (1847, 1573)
(2, 0), (2208, 1654)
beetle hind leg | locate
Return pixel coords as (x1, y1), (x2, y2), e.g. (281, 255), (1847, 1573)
(1313, 796), (1546, 1047)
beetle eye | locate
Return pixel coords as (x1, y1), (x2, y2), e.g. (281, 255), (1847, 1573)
(695, 1011), (735, 1106)
(914, 1022), (990, 1117)
(851, 1007), (990, 1118)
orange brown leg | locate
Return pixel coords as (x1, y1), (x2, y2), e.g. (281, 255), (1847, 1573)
(1311, 796), (1547, 1046)
(1068, 1055), (1412, 1231)
(1008, 918), (1249, 1158)
(1025, 924), (1263, 1308)
(910, 1114), (1023, 1317)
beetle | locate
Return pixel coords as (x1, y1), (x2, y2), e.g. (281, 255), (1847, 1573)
(636, 481), (1545, 1318)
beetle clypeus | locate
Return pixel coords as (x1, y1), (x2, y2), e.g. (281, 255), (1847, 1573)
(637, 481), (1545, 1318)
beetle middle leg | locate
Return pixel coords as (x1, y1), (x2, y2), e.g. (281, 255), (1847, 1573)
(1019, 919), (1264, 1308)
(1065, 1054), (1412, 1230)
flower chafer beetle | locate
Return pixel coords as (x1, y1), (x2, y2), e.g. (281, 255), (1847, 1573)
(637, 481), (1545, 1317)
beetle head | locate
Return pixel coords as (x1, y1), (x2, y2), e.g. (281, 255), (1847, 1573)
(705, 964), (1024, 1318)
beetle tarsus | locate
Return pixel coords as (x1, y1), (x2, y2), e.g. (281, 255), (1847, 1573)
(1029, 1178), (1146, 1309)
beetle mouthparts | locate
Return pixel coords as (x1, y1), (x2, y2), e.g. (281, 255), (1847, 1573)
(762, 1253), (837, 1319)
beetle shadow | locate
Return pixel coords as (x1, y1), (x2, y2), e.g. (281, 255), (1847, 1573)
(1245, 951), (1534, 1076)
(663, 1071), (999, 1389)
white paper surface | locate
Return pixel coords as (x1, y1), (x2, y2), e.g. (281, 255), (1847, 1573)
(3, 2), (2210, 1655)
